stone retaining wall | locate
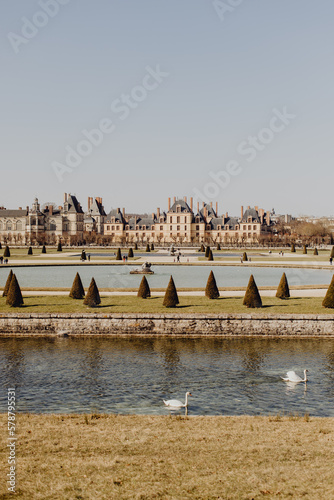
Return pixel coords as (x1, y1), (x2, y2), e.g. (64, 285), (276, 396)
(0, 313), (333, 337)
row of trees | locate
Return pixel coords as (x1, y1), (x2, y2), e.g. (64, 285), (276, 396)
(3, 270), (334, 309)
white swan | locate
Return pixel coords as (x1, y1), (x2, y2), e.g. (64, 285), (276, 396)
(281, 369), (308, 383)
(163, 392), (192, 408)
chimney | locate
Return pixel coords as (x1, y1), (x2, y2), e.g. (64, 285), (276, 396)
(266, 211), (270, 226)
(173, 197), (176, 204)
(197, 202), (199, 213)
(241, 206), (244, 219)
(18, 207), (22, 210)
(255, 206), (258, 212)
(58, 206), (62, 210)
(168, 197), (171, 211)
(225, 212), (228, 218)
(184, 196), (187, 203)
(90, 197), (93, 207)
(122, 208), (125, 218)
(157, 207), (160, 218)
(88, 197), (91, 210)
(190, 197), (193, 212)
(210, 201), (212, 208)
(216, 202), (218, 215)
(247, 205), (250, 210)
(26, 205), (29, 213)
(49, 205), (53, 215)
(204, 207), (207, 219)
(202, 202), (205, 208)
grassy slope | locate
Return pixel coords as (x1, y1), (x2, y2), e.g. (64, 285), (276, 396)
(0, 295), (332, 314)
(0, 414), (333, 499)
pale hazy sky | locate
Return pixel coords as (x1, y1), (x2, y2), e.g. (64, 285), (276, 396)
(1, 0), (334, 216)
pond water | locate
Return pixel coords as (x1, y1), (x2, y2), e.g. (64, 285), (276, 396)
(0, 265), (332, 289)
(1, 337), (333, 416)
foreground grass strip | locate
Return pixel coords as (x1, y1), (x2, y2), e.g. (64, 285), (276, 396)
(0, 295), (333, 314)
(0, 414), (333, 499)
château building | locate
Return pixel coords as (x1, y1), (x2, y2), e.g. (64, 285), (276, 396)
(0, 194), (273, 245)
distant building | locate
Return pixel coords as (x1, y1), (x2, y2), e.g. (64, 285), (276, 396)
(0, 194), (274, 245)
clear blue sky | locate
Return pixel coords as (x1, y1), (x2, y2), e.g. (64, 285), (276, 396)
(1, 0), (333, 216)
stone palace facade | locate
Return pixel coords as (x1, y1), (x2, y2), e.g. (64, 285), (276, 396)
(0, 194), (273, 245)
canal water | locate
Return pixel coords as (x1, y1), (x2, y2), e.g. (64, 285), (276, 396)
(1, 337), (333, 416)
(0, 265), (333, 289)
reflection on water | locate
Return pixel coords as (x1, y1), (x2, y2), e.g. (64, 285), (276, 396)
(0, 337), (334, 416)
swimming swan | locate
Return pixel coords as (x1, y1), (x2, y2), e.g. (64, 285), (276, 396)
(281, 369), (308, 383)
(163, 392), (192, 408)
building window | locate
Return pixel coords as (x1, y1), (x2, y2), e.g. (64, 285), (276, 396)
(243, 225), (246, 230)
(253, 225), (257, 230)
(248, 225), (251, 230)
(177, 206), (181, 213)
(116, 225), (119, 230)
(6, 222), (12, 231)
(177, 225), (180, 231)
(170, 225), (172, 230)
(169, 216), (172, 223)
(160, 225), (163, 230)
(217, 225), (221, 230)
(177, 216), (180, 223)
(248, 233), (251, 238)
(112, 226), (115, 230)
(196, 225), (199, 230)
(185, 225), (187, 230)
(107, 225), (110, 231)
(151, 226), (155, 230)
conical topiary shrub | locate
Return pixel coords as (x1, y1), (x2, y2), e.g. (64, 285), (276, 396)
(116, 248), (122, 260)
(200, 244), (205, 252)
(205, 246), (210, 258)
(2, 270), (13, 297)
(322, 275), (334, 308)
(83, 278), (101, 307)
(216, 243), (221, 250)
(276, 272), (290, 299)
(0, 242), (2, 249)
(205, 270), (220, 299)
(137, 276), (151, 298)
(208, 249), (214, 261)
(163, 276), (179, 308)
(28, 246), (33, 255)
(151, 243), (154, 251)
(3, 246), (10, 258)
(243, 252), (248, 262)
(57, 242), (62, 252)
(303, 245), (307, 255)
(128, 248), (134, 258)
(134, 242), (138, 250)
(314, 248), (318, 256)
(42, 245), (46, 254)
(291, 243), (296, 253)
(81, 250), (86, 261)
(330, 246), (334, 259)
(6, 274), (24, 307)
(243, 275), (262, 308)
(69, 272), (85, 299)
(145, 244), (150, 253)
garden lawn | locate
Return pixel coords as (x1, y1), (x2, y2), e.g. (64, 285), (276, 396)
(0, 295), (332, 314)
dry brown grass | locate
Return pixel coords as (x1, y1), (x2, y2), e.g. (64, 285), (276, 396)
(0, 414), (333, 499)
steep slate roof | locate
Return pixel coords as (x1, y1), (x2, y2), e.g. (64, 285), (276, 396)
(0, 209), (27, 217)
(210, 217), (239, 230)
(241, 208), (261, 223)
(199, 203), (217, 219)
(89, 199), (106, 217)
(127, 215), (155, 230)
(169, 199), (192, 213)
(67, 195), (84, 213)
(106, 209), (126, 223)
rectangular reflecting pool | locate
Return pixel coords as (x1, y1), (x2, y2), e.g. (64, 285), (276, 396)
(1, 337), (333, 416)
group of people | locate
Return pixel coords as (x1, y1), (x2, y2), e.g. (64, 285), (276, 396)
(0, 257), (8, 264)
